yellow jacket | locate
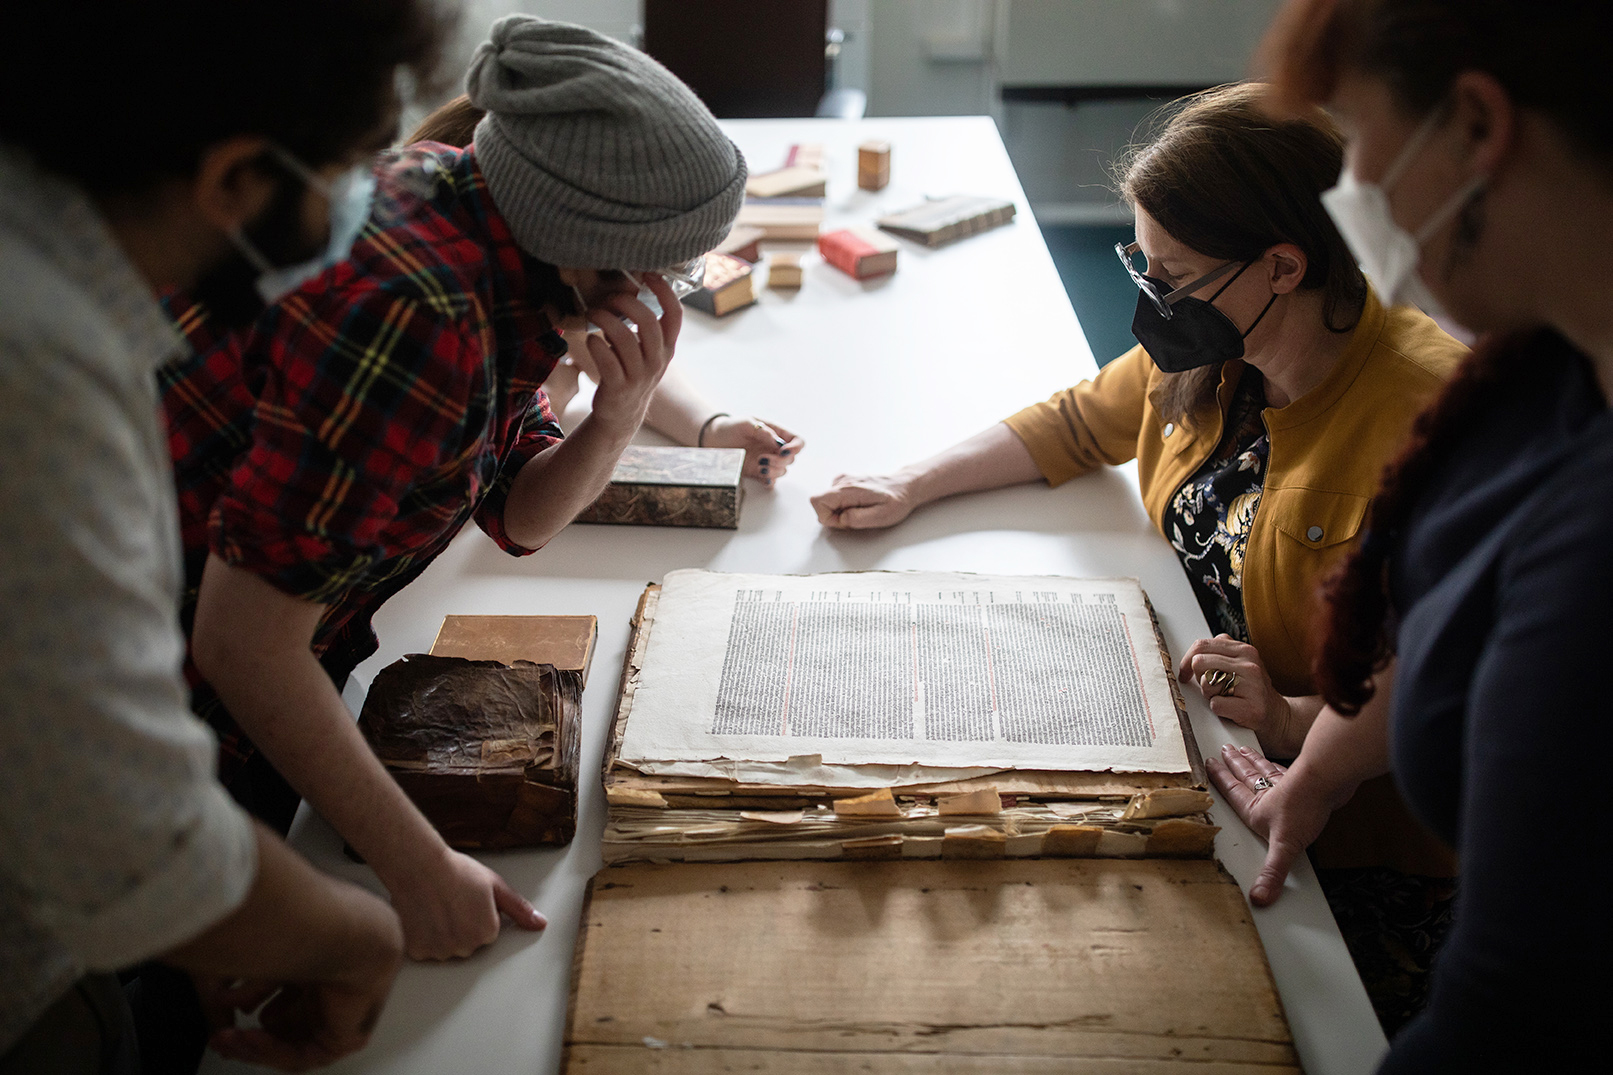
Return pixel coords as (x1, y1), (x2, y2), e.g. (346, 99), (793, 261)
(1007, 288), (1464, 696)
(1006, 289), (1469, 872)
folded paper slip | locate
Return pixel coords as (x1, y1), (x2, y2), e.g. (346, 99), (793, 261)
(561, 858), (1296, 1073)
(818, 226), (898, 279)
(680, 252), (755, 317)
(359, 654), (581, 849)
(573, 445), (745, 529)
(878, 193), (1016, 247)
(600, 570), (1210, 864)
(430, 614), (597, 685)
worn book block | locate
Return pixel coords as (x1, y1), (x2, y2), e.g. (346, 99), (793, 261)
(681, 252), (755, 317)
(599, 575), (1213, 865)
(857, 139), (891, 191)
(878, 194), (1016, 247)
(359, 654), (581, 849)
(561, 859), (1297, 1073)
(430, 614), (597, 686)
(818, 226), (899, 279)
(573, 446), (745, 529)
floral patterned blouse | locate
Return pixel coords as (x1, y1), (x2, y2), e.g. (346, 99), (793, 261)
(1165, 368), (1270, 640)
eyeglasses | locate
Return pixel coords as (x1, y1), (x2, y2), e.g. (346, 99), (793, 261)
(1114, 241), (1244, 320)
(622, 256), (707, 301)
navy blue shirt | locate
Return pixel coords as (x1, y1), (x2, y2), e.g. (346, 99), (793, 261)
(1382, 331), (1613, 1070)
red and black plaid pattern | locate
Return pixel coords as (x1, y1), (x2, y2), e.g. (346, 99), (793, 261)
(161, 143), (567, 784)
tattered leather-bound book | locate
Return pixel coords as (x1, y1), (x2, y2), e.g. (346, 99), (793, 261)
(359, 654), (582, 849)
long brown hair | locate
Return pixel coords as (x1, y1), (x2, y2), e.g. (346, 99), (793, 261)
(1115, 82), (1367, 423)
(1260, 0), (1613, 711)
(406, 93), (486, 148)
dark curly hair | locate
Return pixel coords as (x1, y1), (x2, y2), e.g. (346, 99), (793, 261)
(1260, 0), (1613, 711)
(0, 0), (454, 196)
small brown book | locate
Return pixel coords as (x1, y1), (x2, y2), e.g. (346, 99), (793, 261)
(431, 614), (597, 685)
(681, 253), (756, 317)
(358, 654), (581, 849)
(573, 445), (745, 529)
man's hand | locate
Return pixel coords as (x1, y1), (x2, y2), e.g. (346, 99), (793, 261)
(384, 847), (546, 962)
(1206, 744), (1336, 907)
(584, 273), (681, 437)
(205, 963), (397, 1073)
(811, 472), (920, 529)
(703, 415), (805, 485)
(166, 826), (406, 1072)
(1179, 635), (1306, 757)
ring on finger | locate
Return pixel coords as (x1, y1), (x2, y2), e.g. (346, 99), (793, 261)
(1203, 668), (1239, 698)
(1250, 776), (1272, 791)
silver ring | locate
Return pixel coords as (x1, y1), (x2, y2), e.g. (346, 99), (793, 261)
(1250, 776), (1273, 791)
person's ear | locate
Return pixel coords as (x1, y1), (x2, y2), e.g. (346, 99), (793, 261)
(1449, 70), (1515, 176)
(1265, 242), (1308, 295)
(190, 136), (279, 234)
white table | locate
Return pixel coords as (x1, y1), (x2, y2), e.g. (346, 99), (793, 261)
(204, 117), (1386, 1075)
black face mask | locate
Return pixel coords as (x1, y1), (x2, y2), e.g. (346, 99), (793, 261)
(191, 171), (325, 330)
(1130, 262), (1279, 373)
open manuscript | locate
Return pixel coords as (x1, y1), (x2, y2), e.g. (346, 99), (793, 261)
(604, 570), (1216, 863)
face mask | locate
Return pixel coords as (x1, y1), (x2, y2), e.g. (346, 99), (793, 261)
(1130, 261), (1279, 372)
(227, 147), (377, 305)
(1320, 106), (1486, 317)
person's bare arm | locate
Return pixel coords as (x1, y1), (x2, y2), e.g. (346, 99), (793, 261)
(1206, 663), (1395, 906)
(557, 324), (803, 485)
(164, 824), (402, 1070)
(810, 422), (1044, 529)
(501, 277), (680, 548)
(190, 556), (545, 961)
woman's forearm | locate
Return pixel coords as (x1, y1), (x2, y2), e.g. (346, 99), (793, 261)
(902, 422), (1045, 506)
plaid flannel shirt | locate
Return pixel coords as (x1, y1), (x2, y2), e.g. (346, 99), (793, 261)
(161, 144), (567, 785)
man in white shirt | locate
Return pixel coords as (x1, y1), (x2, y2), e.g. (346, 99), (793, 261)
(0, 3), (451, 1071)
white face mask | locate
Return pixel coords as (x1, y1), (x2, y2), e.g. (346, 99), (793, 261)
(228, 148), (377, 305)
(1321, 106), (1486, 320)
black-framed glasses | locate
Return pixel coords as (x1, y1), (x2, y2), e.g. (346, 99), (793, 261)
(1115, 241), (1244, 321)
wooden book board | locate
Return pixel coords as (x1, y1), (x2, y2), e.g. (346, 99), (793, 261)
(562, 858), (1298, 1073)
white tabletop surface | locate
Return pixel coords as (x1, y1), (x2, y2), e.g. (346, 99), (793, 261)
(203, 116), (1386, 1075)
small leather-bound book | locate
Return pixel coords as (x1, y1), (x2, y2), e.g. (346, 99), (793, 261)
(681, 252), (756, 316)
(358, 653), (582, 849)
(574, 445), (745, 529)
(876, 194), (1016, 247)
(818, 226), (899, 279)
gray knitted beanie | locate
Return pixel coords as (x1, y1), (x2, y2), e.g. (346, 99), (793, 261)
(466, 15), (747, 270)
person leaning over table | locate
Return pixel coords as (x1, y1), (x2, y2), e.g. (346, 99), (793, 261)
(0, 3), (452, 1073)
(811, 82), (1468, 1030)
(405, 93), (805, 486)
(158, 16), (745, 964)
(1204, 0), (1613, 1067)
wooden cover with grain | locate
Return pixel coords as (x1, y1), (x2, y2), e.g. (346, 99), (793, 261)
(573, 446), (745, 529)
(561, 858), (1297, 1073)
(358, 654), (581, 849)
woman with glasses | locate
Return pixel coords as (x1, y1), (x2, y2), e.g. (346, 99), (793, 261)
(813, 81), (1467, 1031)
